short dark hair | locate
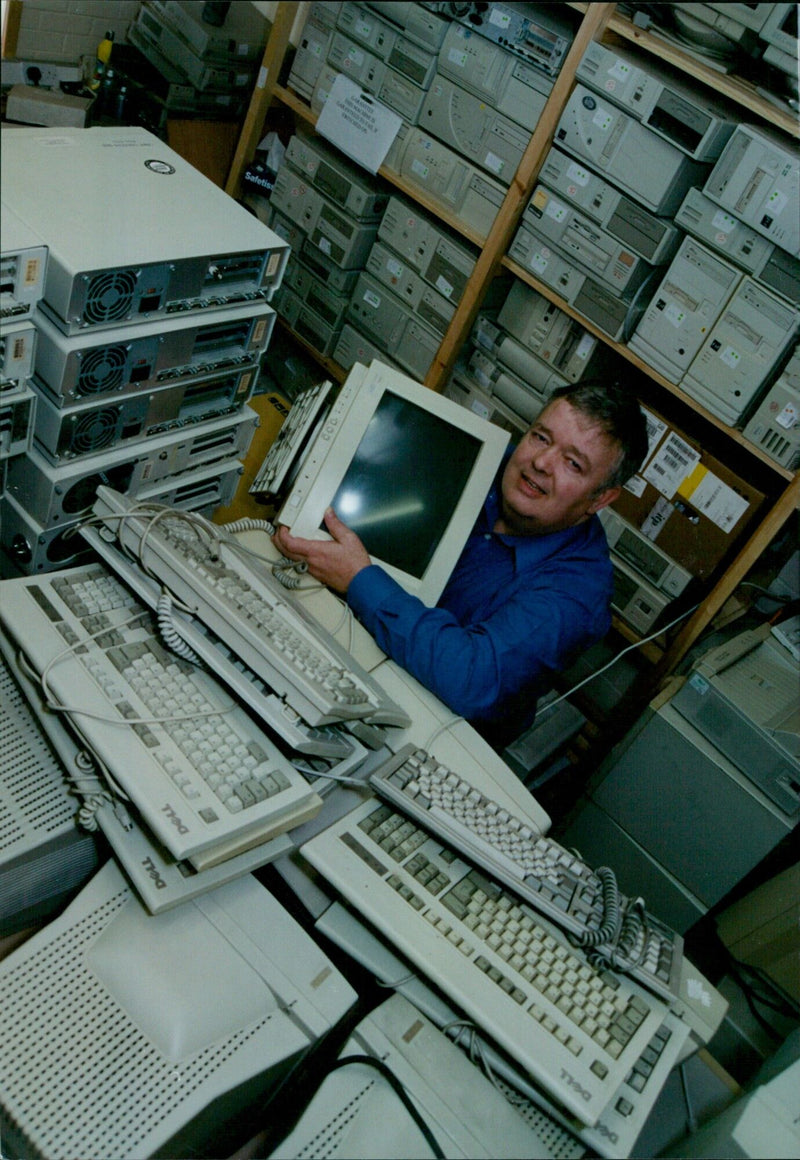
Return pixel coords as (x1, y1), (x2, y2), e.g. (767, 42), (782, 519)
(549, 379), (649, 490)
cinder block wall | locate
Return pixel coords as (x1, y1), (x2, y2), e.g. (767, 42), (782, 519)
(11, 0), (140, 65)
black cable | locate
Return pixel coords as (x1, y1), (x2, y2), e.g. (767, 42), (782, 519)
(725, 957), (799, 1041)
(324, 1054), (447, 1159)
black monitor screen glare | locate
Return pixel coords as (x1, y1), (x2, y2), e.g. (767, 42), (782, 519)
(330, 392), (483, 580)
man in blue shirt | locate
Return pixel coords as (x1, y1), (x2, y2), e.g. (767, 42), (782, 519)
(274, 381), (649, 749)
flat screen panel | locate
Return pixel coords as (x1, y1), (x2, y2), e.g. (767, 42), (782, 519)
(331, 393), (481, 579)
(277, 361), (510, 605)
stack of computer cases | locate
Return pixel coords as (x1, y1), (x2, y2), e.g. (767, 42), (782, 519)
(292, 1), (577, 241)
(266, 131), (392, 367)
(0, 201), (47, 489)
(126, 0), (271, 124)
(636, 125), (799, 435)
(273, 1), (580, 381)
(0, 125), (288, 577)
(282, 3), (798, 451)
(265, 127), (482, 382)
(447, 290), (610, 438)
(533, 39), (799, 434)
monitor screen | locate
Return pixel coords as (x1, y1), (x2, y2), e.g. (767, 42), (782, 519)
(277, 361), (510, 605)
(330, 392), (482, 580)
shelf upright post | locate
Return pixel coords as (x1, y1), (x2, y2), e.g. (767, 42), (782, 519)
(424, 3), (617, 390)
(224, 3), (297, 200)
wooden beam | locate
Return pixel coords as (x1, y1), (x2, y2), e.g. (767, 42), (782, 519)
(224, 3), (296, 199)
(2, 0), (23, 58)
(424, 3), (617, 390)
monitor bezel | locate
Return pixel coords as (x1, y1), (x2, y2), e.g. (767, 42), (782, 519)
(705, 3), (778, 34)
(760, 2), (798, 52)
(277, 361), (510, 606)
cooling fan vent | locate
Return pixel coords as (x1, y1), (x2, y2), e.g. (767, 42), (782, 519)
(82, 271), (137, 325)
(61, 465), (134, 516)
(68, 408), (120, 455)
(77, 345), (128, 395)
(62, 474), (108, 516)
(47, 528), (85, 564)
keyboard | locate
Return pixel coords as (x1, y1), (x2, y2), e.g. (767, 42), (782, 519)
(0, 562), (324, 866)
(0, 623), (294, 915)
(93, 794), (296, 913)
(82, 520), (365, 763)
(90, 485), (410, 730)
(249, 378), (333, 496)
(301, 797), (670, 1127)
(492, 1008), (690, 1160)
(315, 899), (690, 1160)
(369, 744), (683, 1002)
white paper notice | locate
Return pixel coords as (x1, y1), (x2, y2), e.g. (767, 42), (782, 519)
(640, 408), (669, 463)
(643, 431), (700, 499)
(680, 468), (749, 533)
(623, 474), (648, 498)
(315, 73), (402, 174)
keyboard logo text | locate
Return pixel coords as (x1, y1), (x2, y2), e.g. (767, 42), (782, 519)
(141, 857), (168, 890)
(162, 804), (190, 835)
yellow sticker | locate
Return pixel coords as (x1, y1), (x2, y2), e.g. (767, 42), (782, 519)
(677, 461), (707, 502)
(402, 1019), (425, 1044)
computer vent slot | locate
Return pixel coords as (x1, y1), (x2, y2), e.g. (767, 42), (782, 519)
(0, 652), (76, 853)
(0, 891), (279, 1159)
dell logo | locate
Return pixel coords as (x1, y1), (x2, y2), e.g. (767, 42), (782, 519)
(141, 857), (167, 890)
(163, 804), (189, 835)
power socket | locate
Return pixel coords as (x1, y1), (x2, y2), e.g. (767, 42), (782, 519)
(1, 60), (83, 88)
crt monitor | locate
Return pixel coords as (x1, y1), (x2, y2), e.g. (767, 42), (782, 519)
(276, 361), (510, 605)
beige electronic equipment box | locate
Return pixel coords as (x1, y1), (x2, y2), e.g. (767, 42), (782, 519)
(1, 201), (48, 322)
(1, 129), (289, 335)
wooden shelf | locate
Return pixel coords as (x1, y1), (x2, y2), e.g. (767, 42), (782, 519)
(605, 13), (800, 138)
(501, 256), (797, 483)
(225, 1), (799, 698)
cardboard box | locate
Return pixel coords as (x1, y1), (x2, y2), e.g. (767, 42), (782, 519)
(613, 406), (766, 579)
(5, 84), (93, 128)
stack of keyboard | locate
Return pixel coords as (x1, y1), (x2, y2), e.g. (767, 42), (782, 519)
(314, 900), (691, 1160)
(0, 563), (323, 867)
(91, 485), (409, 733)
(301, 795), (673, 1128)
(80, 516), (371, 771)
(369, 744), (683, 1002)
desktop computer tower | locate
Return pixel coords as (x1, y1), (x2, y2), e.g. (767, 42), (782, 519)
(0, 201), (48, 321)
(556, 698), (795, 934)
(0, 641), (101, 934)
(0, 861), (357, 1160)
(0, 128), (289, 334)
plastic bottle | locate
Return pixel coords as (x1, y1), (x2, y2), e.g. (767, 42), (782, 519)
(95, 67), (118, 121)
(89, 30), (115, 92)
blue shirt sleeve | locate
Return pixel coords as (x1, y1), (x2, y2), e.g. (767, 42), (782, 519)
(347, 551), (611, 723)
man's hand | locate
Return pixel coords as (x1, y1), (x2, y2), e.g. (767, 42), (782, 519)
(272, 508), (371, 594)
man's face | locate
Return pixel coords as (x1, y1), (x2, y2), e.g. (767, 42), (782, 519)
(498, 399), (623, 536)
